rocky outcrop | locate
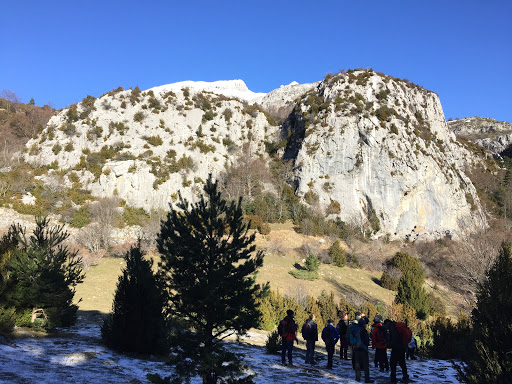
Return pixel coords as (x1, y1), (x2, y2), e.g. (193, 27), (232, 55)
(24, 81), (280, 212)
(22, 73), (487, 239)
(283, 70), (486, 238)
(448, 117), (512, 155)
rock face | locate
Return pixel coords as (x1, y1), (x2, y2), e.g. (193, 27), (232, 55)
(23, 72), (487, 238)
(283, 70), (486, 238)
(24, 81), (280, 212)
(448, 117), (512, 155)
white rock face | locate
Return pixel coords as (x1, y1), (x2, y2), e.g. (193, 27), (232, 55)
(448, 116), (512, 154)
(24, 80), (280, 212)
(23, 74), (487, 238)
(284, 70), (486, 238)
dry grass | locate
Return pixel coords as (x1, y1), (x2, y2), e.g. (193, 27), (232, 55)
(74, 257), (125, 313)
(73, 222), (458, 317)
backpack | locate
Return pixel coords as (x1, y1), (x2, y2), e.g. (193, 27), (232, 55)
(278, 320), (286, 337)
(349, 323), (363, 348)
(301, 321), (311, 340)
(336, 320), (348, 337)
(395, 321), (412, 347)
(379, 324), (390, 346)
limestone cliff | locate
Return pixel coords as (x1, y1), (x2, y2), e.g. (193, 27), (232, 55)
(283, 70), (486, 238)
(24, 81), (280, 212)
(22, 72), (487, 238)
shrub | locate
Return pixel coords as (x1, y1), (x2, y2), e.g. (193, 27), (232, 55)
(265, 330), (282, 354)
(52, 143), (62, 155)
(64, 142), (74, 152)
(289, 269), (319, 280)
(133, 111), (145, 122)
(70, 206), (91, 228)
(329, 240), (346, 267)
(327, 200), (341, 214)
(380, 271), (400, 290)
(305, 253), (320, 272)
(123, 206), (150, 226)
(145, 135), (163, 146)
(258, 223), (271, 235)
(428, 315), (472, 360)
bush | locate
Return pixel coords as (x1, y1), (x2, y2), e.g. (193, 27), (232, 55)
(133, 111), (145, 122)
(329, 241), (346, 267)
(265, 330), (282, 354)
(258, 223), (271, 235)
(289, 269), (319, 280)
(69, 206), (91, 228)
(428, 315), (473, 360)
(305, 253), (320, 272)
(123, 206), (150, 226)
(380, 271), (400, 290)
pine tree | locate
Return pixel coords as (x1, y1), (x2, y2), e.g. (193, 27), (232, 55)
(457, 242), (512, 383)
(101, 245), (167, 354)
(329, 240), (346, 267)
(156, 175), (268, 384)
(392, 251), (430, 319)
(2, 217), (84, 329)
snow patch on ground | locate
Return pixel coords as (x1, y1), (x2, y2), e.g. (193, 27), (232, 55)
(0, 313), (461, 383)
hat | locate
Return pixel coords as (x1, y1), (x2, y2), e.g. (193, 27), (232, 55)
(374, 315), (383, 323)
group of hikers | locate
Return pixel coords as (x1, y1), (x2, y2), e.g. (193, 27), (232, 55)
(278, 309), (417, 383)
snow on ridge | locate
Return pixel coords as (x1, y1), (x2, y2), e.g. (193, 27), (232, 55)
(148, 79), (266, 102)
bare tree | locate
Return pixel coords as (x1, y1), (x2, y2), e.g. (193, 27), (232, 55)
(449, 229), (501, 296)
(87, 197), (121, 250)
(0, 89), (21, 113)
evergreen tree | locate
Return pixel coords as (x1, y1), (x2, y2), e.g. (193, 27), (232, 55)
(0, 228), (18, 332)
(2, 217), (84, 329)
(329, 240), (346, 267)
(101, 245), (167, 354)
(457, 242), (512, 383)
(156, 175), (268, 384)
(395, 270), (430, 319)
(392, 251), (430, 319)
(305, 253), (320, 272)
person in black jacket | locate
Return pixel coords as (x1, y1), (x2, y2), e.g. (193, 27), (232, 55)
(336, 311), (349, 360)
(302, 313), (318, 364)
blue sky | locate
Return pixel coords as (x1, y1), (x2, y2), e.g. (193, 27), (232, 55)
(2, 0), (511, 122)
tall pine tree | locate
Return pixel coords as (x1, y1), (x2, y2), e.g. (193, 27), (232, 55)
(457, 241), (512, 383)
(101, 245), (167, 354)
(156, 175), (268, 384)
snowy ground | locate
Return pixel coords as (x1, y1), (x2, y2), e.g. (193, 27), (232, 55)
(0, 312), (461, 384)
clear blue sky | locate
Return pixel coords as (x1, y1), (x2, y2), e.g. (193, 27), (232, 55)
(2, 0), (511, 122)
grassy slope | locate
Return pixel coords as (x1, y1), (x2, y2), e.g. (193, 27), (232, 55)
(74, 222), (453, 318)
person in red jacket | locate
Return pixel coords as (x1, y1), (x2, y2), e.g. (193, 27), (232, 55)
(279, 309), (298, 366)
(371, 315), (389, 372)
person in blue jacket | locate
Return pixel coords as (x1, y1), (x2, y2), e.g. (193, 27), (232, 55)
(321, 319), (339, 369)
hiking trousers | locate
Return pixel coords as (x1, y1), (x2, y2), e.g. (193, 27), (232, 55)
(353, 348), (370, 382)
(340, 338), (349, 359)
(326, 343), (335, 368)
(390, 348), (408, 382)
(281, 340), (294, 364)
(305, 340), (316, 363)
(375, 348), (389, 370)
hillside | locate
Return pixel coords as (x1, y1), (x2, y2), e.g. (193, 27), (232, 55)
(15, 69), (487, 240)
(0, 93), (55, 165)
(448, 116), (512, 155)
